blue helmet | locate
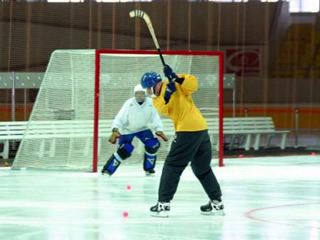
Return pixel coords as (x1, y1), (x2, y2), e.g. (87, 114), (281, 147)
(140, 72), (162, 89)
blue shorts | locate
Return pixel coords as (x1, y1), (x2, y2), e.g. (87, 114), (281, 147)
(118, 129), (154, 146)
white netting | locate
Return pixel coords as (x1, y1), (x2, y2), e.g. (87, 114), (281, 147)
(12, 50), (221, 171)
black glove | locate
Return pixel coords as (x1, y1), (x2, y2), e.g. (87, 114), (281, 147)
(163, 64), (178, 80)
(164, 81), (176, 104)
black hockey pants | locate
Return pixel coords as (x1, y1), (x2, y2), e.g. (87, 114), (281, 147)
(158, 130), (222, 202)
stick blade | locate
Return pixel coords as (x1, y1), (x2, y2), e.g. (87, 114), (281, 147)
(129, 10), (136, 18)
(129, 9), (145, 18)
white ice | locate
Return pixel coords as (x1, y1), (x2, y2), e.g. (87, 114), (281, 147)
(0, 155), (320, 240)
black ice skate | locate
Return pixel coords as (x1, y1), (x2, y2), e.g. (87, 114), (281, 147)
(150, 202), (170, 217)
(145, 169), (155, 176)
(200, 200), (225, 216)
(101, 164), (111, 176)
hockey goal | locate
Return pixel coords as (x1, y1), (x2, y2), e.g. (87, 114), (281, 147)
(12, 49), (224, 172)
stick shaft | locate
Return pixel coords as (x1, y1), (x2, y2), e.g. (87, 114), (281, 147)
(157, 48), (166, 66)
(130, 10), (166, 66)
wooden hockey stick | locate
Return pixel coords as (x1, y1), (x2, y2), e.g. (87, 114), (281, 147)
(129, 9), (166, 67)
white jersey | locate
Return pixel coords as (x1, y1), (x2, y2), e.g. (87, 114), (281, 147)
(111, 97), (163, 135)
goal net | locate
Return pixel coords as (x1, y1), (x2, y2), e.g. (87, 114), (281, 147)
(12, 49), (223, 172)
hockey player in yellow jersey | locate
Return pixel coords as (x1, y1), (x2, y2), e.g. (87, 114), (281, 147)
(141, 65), (224, 217)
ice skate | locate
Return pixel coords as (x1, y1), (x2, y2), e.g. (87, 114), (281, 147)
(101, 164), (112, 176)
(150, 202), (170, 217)
(200, 200), (225, 216)
(145, 169), (156, 176)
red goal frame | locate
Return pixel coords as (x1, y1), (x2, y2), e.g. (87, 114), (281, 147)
(94, 49), (224, 172)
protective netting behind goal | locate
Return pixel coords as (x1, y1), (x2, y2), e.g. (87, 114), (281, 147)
(13, 50), (222, 171)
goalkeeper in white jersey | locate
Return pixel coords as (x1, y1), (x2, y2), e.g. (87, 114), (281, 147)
(101, 84), (168, 176)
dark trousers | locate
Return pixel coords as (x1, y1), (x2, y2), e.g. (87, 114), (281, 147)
(158, 130), (222, 202)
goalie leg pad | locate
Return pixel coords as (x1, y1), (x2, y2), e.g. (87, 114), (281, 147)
(101, 143), (134, 176)
(144, 138), (160, 171)
(101, 154), (122, 176)
(144, 153), (157, 171)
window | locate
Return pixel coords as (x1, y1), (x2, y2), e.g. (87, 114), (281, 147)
(44, 0), (319, 11)
(47, 0), (151, 2)
(289, 0), (319, 13)
(207, 0), (248, 2)
(47, 0), (83, 2)
(95, 0), (151, 2)
(208, 0), (319, 13)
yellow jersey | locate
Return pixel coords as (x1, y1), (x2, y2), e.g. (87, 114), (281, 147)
(152, 74), (207, 132)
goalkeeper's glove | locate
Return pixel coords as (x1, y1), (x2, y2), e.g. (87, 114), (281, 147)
(108, 128), (121, 144)
(156, 131), (168, 142)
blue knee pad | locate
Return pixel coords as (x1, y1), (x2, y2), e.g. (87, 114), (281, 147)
(102, 143), (134, 176)
(117, 143), (134, 160)
(144, 138), (160, 171)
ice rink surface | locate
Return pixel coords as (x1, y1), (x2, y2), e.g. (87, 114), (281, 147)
(0, 155), (319, 240)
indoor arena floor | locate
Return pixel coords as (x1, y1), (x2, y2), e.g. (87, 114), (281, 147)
(0, 156), (319, 240)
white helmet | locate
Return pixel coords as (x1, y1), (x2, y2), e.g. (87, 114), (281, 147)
(134, 84), (146, 103)
(134, 84), (147, 94)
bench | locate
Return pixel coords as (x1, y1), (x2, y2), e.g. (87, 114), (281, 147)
(161, 117), (289, 151)
(221, 117), (289, 151)
(0, 116), (289, 160)
(0, 121), (28, 159)
(0, 120), (113, 160)
(20, 120), (113, 158)
(198, 108), (290, 151)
